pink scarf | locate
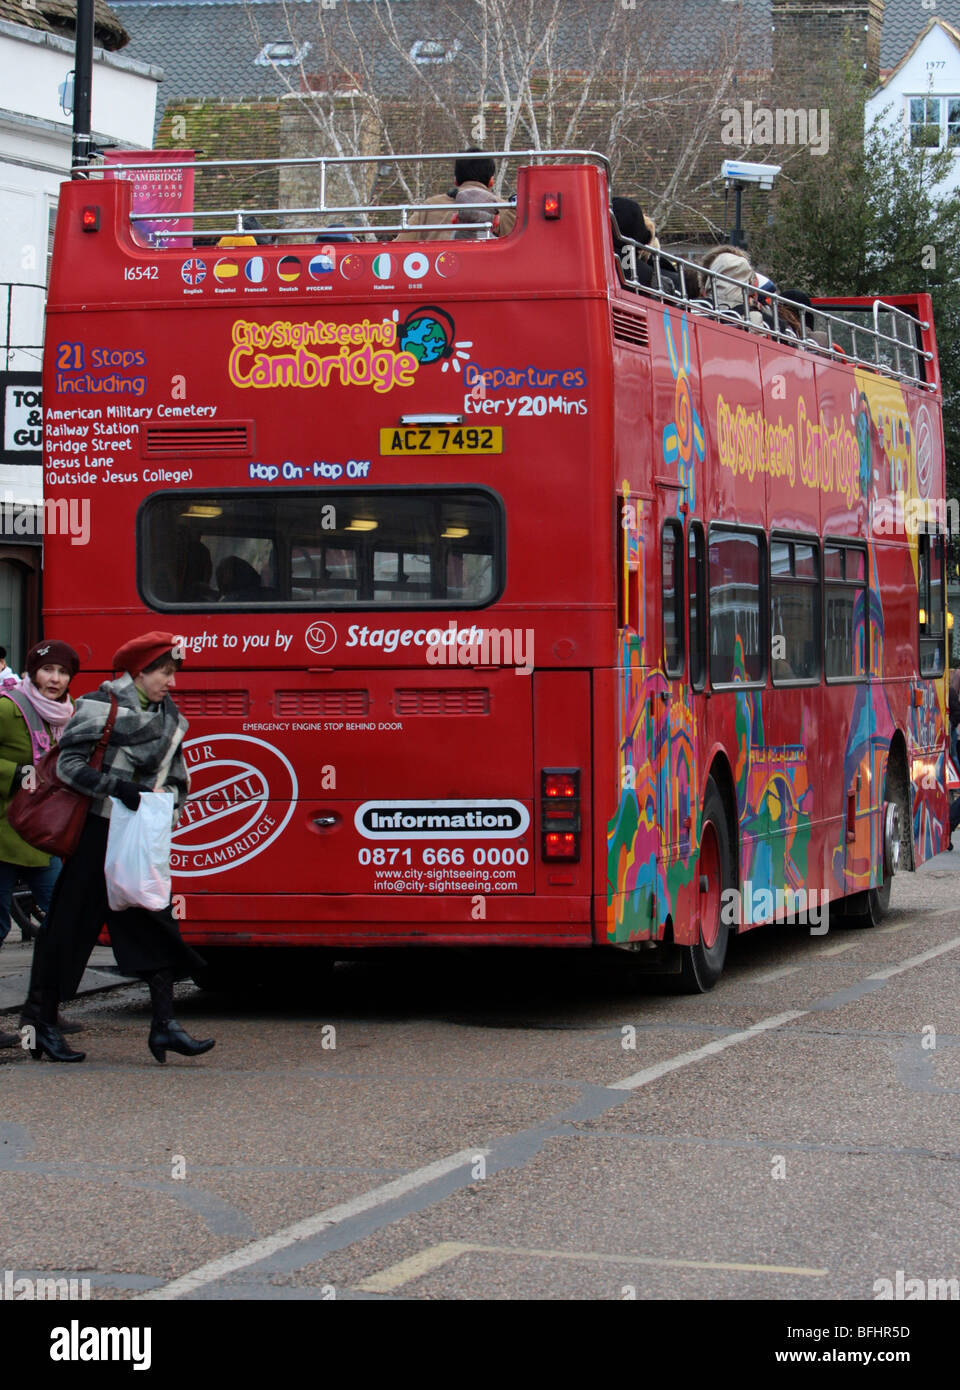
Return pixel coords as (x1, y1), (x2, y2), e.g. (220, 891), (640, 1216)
(17, 675), (75, 761)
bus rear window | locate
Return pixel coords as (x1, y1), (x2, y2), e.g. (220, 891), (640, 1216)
(139, 488), (502, 610)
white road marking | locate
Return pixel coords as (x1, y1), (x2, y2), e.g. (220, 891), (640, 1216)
(139, 932), (960, 1300)
(819, 942), (858, 957)
(608, 1011), (807, 1091)
(355, 1240), (830, 1293)
(138, 1147), (488, 1301)
(747, 966), (800, 983)
(865, 935), (960, 981)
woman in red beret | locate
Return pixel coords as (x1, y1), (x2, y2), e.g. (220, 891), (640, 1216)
(27, 631), (215, 1065)
(0, 641), (80, 1049)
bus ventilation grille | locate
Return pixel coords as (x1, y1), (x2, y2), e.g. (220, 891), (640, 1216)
(275, 690), (369, 716)
(172, 691), (250, 716)
(393, 688), (490, 715)
(611, 307), (649, 349)
(141, 423), (254, 458)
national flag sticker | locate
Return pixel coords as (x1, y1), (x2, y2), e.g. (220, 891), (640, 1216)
(372, 253), (392, 280)
(402, 251), (430, 280)
(435, 251), (461, 279)
(309, 252), (335, 278)
(244, 256), (267, 284)
(278, 255), (302, 283)
(339, 253), (365, 281)
(181, 258), (206, 286)
(214, 258), (239, 283)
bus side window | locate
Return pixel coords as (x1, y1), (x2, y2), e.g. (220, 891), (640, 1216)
(688, 521), (705, 689)
(824, 541), (868, 681)
(662, 520), (684, 677)
(770, 536), (820, 684)
(708, 526), (765, 686)
(918, 530), (945, 677)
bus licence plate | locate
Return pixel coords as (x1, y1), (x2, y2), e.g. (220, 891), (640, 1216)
(380, 426), (503, 455)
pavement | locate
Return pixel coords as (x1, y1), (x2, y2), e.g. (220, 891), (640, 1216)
(0, 924), (120, 1018)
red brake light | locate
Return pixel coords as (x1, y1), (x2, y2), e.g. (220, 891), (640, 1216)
(541, 768), (581, 862)
(544, 832), (577, 859)
(81, 206), (100, 232)
(543, 193), (561, 220)
(544, 773), (577, 800)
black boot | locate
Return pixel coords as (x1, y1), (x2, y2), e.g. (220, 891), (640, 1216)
(0, 1026), (19, 1049)
(25, 1021), (85, 1063)
(147, 969), (214, 1064)
(20, 985), (83, 1036)
(20, 932), (82, 1033)
(24, 988), (85, 1062)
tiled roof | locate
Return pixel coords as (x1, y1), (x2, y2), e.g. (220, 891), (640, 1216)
(109, 0), (772, 115)
(0, 0), (129, 49)
(880, 0), (960, 69)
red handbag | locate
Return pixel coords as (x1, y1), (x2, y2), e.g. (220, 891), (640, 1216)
(7, 694), (118, 858)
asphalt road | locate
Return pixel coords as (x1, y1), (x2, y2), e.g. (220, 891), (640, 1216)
(2, 854), (959, 1307)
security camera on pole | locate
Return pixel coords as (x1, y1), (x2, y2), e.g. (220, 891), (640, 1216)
(721, 159), (781, 250)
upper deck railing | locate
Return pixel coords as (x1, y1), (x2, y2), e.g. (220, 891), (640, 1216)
(77, 147), (610, 242)
(618, 240), (933, 391)
(74, 147), (934, 391)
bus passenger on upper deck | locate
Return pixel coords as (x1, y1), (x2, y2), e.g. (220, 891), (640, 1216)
(452, 184), (500, 239)
(700, 247), (765, 327)
(611, 198), (681, 296)
(394, 150), (515, 242)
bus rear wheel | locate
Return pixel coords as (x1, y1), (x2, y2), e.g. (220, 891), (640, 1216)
(843, 797), (901, 928)
(680, 777), (733, 993)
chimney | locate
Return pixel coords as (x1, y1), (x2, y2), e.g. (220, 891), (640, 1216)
(773, 1), (885, 94)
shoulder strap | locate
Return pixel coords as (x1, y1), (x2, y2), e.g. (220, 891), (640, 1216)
(1, 688), (46, 740)
(89, 694), (119, 772)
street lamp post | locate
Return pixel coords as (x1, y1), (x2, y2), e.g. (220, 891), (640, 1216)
(71, 0), (94, 172)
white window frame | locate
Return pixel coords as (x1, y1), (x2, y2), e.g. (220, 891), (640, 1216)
(905, 94), (960, 151)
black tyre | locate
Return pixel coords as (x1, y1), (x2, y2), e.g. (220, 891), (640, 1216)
(842, 788), (901, 928)
(680, 776), (733, 992)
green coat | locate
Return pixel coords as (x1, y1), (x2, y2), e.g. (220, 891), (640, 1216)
(0, 695), (53, 867)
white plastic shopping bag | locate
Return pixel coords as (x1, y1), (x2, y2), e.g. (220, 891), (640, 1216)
(105, 790), (175, 911)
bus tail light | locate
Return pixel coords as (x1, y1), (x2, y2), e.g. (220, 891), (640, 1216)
(542, 768), (580, 861)
(543, 193), (561, 220)
(81, 206), (100, 232)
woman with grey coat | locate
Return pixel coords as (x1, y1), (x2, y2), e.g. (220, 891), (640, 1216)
(28, 630), (214, 1065)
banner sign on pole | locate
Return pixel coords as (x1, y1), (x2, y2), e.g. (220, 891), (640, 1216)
(103, 150), (195, 248)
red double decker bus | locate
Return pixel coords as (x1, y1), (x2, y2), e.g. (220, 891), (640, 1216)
(42, 150), (949, 989)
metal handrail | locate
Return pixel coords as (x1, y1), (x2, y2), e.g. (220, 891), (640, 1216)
(77, 146), (611, 178)
(129, 199), (513, 239)
(619, 239), (934, 390)
(84, 146), (594, 240)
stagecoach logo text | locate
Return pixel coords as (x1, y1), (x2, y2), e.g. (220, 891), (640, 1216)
(171, 735), (298, 876)
(228, 317), (420, 394)
(355, 800), (530, 840)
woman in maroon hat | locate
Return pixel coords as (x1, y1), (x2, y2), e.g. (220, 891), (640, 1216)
(0, 641), (80, 1049)
(27, 631), (215, 1065)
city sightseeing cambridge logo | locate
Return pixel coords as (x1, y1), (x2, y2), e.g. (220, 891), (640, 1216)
(171, 735), (297, 876)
